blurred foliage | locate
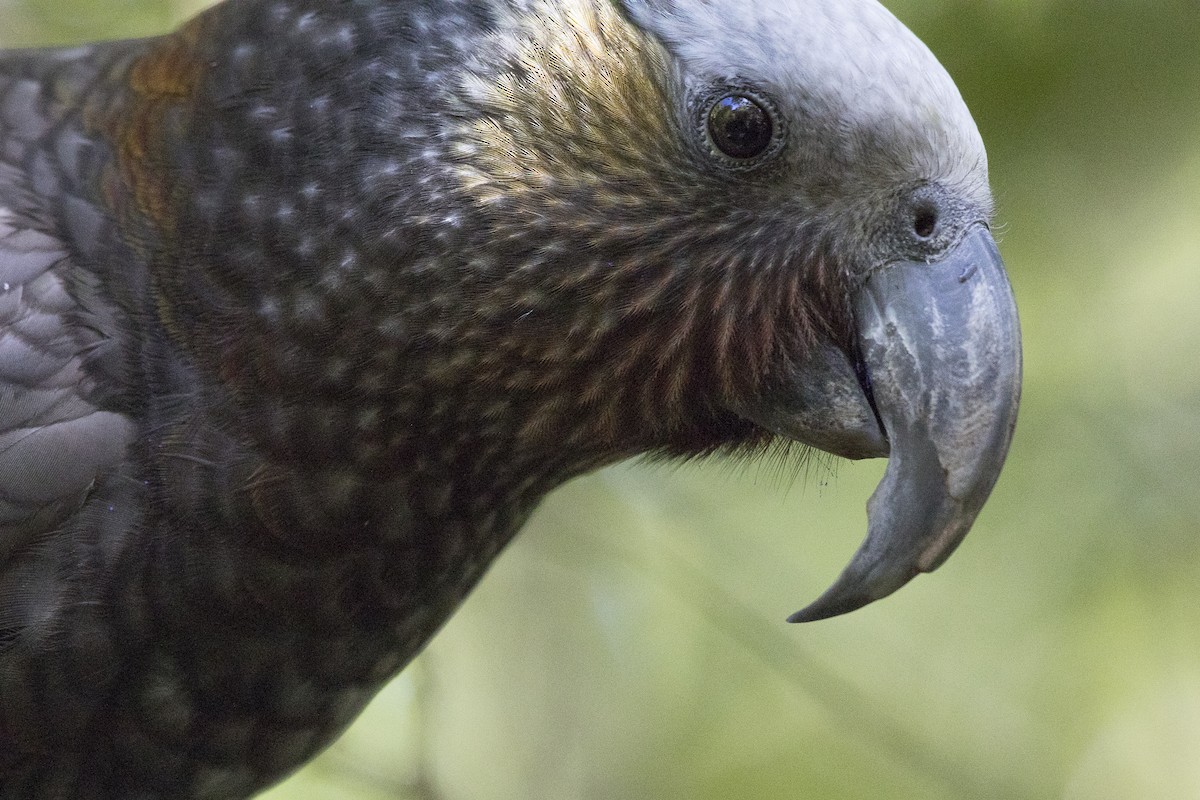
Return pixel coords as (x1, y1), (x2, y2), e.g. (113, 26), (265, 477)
(2, 1), (1199, 798)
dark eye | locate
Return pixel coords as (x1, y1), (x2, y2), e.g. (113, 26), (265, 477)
(912, 203), (939, 239)
(707, 95), (773, 160)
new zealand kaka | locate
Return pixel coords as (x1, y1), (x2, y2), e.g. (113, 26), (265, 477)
(0, 0), (1021, 796)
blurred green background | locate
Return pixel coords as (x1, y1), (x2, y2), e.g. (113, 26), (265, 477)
(3, 1), (1199, 797)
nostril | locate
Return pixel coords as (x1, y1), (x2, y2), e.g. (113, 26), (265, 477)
(913, 204), (938, 239)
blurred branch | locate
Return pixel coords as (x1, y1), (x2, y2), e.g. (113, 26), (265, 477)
(572, 478), (1036, 800)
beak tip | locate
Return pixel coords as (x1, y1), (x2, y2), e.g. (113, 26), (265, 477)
(787, 584), (890, 624)
(787, 605), (842, 624)
(789, 546), (927, 623)
(787, 593), (873, 623)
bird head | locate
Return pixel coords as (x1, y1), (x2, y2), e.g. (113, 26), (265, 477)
(145, 0), (1020, 620)
(433, 0), (1021, 619)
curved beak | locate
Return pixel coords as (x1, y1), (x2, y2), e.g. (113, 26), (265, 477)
(788, 225), (1021, 622)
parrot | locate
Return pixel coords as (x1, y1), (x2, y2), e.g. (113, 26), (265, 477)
(0, 0), (1021, 797)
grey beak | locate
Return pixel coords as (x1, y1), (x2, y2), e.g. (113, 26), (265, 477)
(789, 225), (1021, 622)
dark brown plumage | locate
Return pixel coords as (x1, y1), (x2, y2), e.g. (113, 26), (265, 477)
(0, 0), (1019, 796)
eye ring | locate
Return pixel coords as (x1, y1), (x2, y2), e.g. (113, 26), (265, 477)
(701, 89), (783, 167)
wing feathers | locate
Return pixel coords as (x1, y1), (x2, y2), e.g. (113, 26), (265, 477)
(0, 204), (134, 551)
